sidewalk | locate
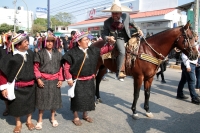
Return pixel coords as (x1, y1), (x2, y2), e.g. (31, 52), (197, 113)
(168, 59), (181, 70)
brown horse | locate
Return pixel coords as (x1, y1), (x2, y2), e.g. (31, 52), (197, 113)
(92, 21), (198, 119)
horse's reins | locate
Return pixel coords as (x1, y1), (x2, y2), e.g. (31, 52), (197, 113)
(142, 26), (195, 61)
(142, 37), (166, 59)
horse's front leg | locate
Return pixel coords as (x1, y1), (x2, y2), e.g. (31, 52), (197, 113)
(144, 78), (154, 118)
(132, 76), (143, 119)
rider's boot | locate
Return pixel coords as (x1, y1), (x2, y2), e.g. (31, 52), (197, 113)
(118, 58), (126, 78)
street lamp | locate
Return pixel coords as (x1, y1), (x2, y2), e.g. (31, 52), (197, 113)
(13, 0), (17, 33)
(21, 0), (29, 32)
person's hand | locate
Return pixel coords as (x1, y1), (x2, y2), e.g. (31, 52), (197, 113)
(67, 80), (74, 87)
(1, 89), (8, 99)
(186, 67), (191, 72)
(138, 30), (143, 37)
(57, 81), (62, 88)
(107, 36), (116, 45)
(37, 79), (45, 88)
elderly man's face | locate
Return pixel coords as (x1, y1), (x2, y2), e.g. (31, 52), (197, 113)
(112, 12), (122, 22)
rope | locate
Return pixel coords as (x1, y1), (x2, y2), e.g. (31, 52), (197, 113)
(142, 37), (166, 59)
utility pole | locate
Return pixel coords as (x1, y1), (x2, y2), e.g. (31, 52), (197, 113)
(13, 0), (17, 33)
(47, 0), (50, 29)
(21, 0), (29, 32)
(194, 0), (199, 33)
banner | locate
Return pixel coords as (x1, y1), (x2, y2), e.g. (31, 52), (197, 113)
(36, 7), (47, 19)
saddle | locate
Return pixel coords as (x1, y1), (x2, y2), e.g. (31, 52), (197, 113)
(101, 34), (140, 75)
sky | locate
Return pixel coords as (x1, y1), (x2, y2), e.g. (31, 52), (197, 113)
(0, 0), (195, 23)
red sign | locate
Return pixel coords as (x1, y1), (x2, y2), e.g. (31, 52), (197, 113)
(88, 27), (100, 31)
(88, 9), (96, 19)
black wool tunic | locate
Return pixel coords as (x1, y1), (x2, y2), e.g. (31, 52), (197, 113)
(62, 46), (100, 112)
(0, 46), (11, 101)
(0, 49), (36, 117)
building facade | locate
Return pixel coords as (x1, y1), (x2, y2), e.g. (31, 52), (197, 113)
(0, 6), (33, 32)
(68, 0), (187, 37)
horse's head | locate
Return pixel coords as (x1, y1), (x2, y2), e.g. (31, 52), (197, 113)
(175, 21), (198, 60)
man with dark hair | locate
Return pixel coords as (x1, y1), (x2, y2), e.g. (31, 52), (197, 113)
(0, 33), (36, 132)
(176, 32), (200, 105)
(16, 30), (24, 34)
(34, 35), (63, 129)
(62, 35), (70, 53)
(62, 32), (114, 126)
(101, 0), (143, 81)
(69, 30), (77, 49)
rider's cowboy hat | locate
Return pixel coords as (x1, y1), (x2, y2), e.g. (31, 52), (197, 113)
(102, 0), (132, 13)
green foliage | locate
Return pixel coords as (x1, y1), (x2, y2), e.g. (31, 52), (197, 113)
(0, 23), (15, 34)
(32, 24), (46, 35)
(32, 12), (73, 34)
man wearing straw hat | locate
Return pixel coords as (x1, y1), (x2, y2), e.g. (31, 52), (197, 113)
(62, 31), (114, 126)
(102, 0), (143, 81)
(0, 33), (36, 133)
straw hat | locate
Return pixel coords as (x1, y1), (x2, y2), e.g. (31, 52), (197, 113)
(12, 33), (28, 45)
(73, 31), (89, 42)
(102, 0), (132, 12)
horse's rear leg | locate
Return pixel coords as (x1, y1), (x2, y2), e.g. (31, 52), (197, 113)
(95, 65), (107, 102)
(144, 78), (154, 118)
(132, 76), (143, 119)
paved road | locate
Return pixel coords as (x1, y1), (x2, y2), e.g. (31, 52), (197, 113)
(0, 68), (200, 133)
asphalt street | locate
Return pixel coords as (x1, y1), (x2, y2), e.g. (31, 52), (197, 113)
(0, 68), (200, 133)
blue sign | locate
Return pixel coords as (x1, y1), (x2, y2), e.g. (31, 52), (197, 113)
(36, 7), (47, 13)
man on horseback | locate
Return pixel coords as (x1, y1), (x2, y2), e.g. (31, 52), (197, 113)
(101, 0), (143, 81)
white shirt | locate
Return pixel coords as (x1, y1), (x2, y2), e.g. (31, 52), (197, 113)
(182, 44), (198, 68)
(29, 36), (34, 45)
(46, 49), (52, 60)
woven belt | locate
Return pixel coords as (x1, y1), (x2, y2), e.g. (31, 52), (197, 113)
(139, 53), (163, 66)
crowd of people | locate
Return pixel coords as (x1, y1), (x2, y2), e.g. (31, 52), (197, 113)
(0, 0), (200, 132)
(0, 28), (114, 132)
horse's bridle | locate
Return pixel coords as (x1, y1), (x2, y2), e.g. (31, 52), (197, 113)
(175, 26), (196, 52)
(143, 26), (196, 60)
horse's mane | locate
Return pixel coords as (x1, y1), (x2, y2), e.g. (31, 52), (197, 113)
(144, 26), (194, 42)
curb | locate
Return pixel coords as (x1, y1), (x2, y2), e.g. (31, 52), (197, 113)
(169, 63), (181, 70)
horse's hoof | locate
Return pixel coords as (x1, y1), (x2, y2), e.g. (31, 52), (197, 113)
(132, 113), (139, 120)
(146, 112), (154, 118)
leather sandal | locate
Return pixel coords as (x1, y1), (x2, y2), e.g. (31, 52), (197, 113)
(26, 123), (35, 131)
(72, 119), (82, 126)
(83, 116), (93, 123)
(13, 125), (22, 133)
(35, 122), (42, 130)
(51, 120), (59, 127)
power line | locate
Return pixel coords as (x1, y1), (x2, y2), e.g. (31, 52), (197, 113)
(50, 0), (92, 11)
(51, 0), (68, 5)
(50, 0), (110, 14)
(51, 0), (87, 10)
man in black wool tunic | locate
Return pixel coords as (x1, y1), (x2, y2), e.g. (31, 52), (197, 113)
(62, 32), (114, 126)
(34, 35), (64, 129)
(0, 33), (36, 133)
(0, 31), (13, 116)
